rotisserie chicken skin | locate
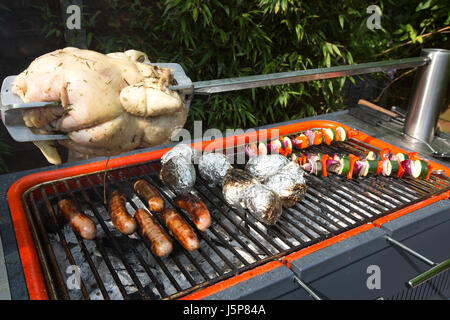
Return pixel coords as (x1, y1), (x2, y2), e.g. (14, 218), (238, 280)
(12, 47), (187, 164)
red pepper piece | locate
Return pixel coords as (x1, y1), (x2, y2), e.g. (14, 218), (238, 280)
(397, 159), (405, 178)
(408, 152), (420, 161)
(425, 162), (433, 180)
(379, 148), (390, 161)
(347, 154), (360, 179)
(320, 154), (329, 177)
(313, 130), (323, 145)
(279, 136), (285, 152)
(321, 129), (332, 145)
(376, 161), (383, 175)
(301, 138), (309, 149)
(276, 137), (286, 156)
(294, 135), (309, 149)
(301, 153), (307, 165)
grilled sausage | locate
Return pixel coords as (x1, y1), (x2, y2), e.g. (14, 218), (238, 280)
(174, 194), (211, 231)
(161, 208), (200, 251)
(134, 179), (165, 212)
(108, 190), (137, 235)
(57, 199), (97, 240)
(134, 208), (173, 257)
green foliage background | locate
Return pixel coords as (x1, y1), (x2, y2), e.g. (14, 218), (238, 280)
(41, 0), (449, 133)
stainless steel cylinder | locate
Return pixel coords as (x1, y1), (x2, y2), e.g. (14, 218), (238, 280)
(404, 48), (450, 143)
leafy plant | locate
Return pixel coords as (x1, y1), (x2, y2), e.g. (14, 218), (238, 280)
(39, 0), (449, 133)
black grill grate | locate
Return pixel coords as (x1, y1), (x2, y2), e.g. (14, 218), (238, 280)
(21, 138), (450, 300)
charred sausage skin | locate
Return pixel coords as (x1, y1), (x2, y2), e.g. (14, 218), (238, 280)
(57, 199), (97, 240)
(161, 208), (200, 251)
(134, 208), (173, 257)
(174, 194), (211, 231)
(134, 179), (165, 212)
(108, 190), (137, 235)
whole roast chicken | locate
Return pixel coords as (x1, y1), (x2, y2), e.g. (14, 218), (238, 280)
(11, 47), (187, 164)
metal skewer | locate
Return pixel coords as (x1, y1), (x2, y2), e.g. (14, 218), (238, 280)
(293, 275), (323, 300)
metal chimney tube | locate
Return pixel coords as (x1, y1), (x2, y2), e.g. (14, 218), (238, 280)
(404, 48), (450, 143)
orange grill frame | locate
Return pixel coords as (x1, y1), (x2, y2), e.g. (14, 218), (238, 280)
(7, 120), (450, 300)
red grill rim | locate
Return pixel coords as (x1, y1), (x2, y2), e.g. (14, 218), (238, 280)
(7, 120), (450, 300)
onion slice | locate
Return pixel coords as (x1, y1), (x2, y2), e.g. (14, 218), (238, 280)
(401, 159), (414, 177)
(245, 143), (259, 158)
(304, 130), (315, 146)
(381, 159), (392, 176)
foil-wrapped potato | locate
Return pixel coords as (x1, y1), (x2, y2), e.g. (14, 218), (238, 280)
(263, 161), (307, 207)
(245, 154), (289, 181)
(222, 168), (282, 225)
(198, 152), (232, 186)
(160, 144), (196, 195)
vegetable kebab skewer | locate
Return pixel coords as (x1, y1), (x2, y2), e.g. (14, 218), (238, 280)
(293, 150), (433, 180)
(245, 126), (353, 158)
(244, 126), (435, 181)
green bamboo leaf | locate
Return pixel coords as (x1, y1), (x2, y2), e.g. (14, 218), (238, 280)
(339, 77), (346, 89)
(338, 15), (344, 29)
(325, 53), (331, 67)
(274, 2), (280, 14)
(198, 51), (213, 66)
(410, 30), (417, 42)
(45, 28), (56, 38)
(405, 24), (414, 32)
(331, 44), (341, 57)
(306, 104), (315, 116)
(399, 33), (409, 41)
(295, 24), (303, 41)
(180, 18), (187, 33)
(328, 81), (333, 94)
(203, 5), (212, 20)
(349, 76), (356, 85)
(416, 0), (433, 11)
(322, 44), (327, 58)
(223, 5), (230, 16)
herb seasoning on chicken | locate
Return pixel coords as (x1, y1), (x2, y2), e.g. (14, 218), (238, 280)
(11, 47), (187, 163)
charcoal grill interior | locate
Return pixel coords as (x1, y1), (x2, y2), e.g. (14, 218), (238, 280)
(21, 136), (450, 300)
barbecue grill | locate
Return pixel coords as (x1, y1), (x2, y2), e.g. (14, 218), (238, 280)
(0, 49), (449, 300)
(2, 119), (449, 300)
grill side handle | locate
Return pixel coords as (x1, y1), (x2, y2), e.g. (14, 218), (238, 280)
(385, 236), (450, 289)
(407, 260), (450, 289)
